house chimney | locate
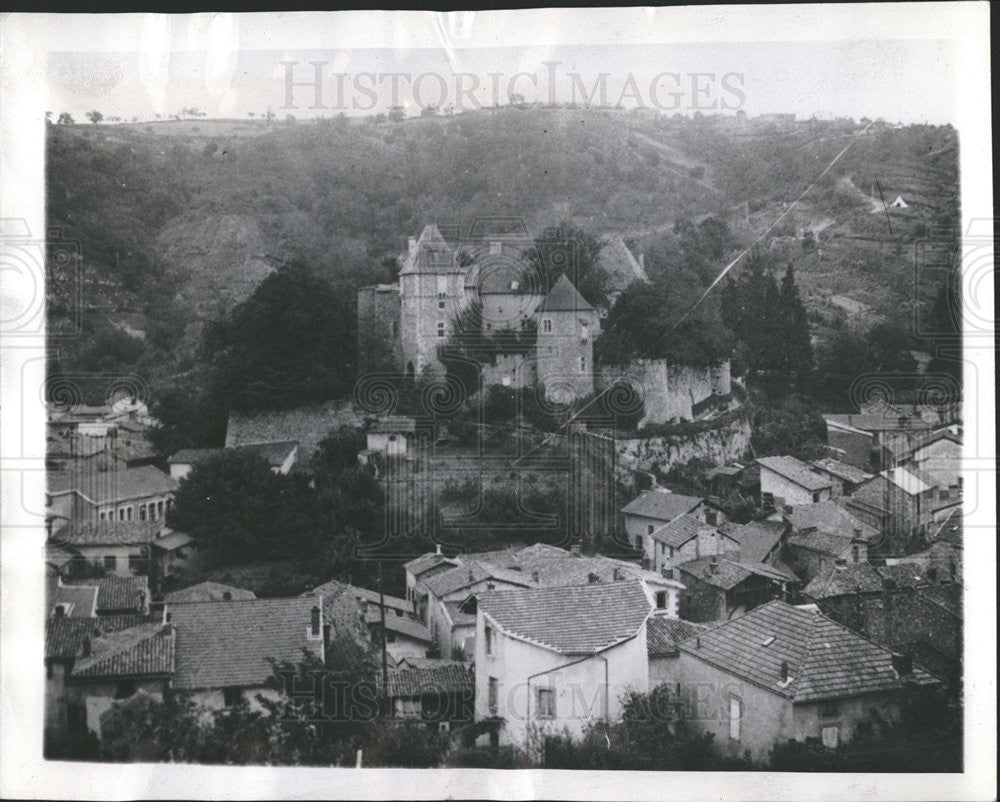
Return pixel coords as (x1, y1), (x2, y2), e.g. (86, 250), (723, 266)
(162, 622), (173, 636)
(891, 652), (913, 676)
(834, 557), (847, 570)
(311, 605), (321, 637)
(408, 236), (417, 255)
(486, 581), (495, 591)
(588, 572), (600, 584)
(783, 504), (793, 516)
(613, 567), (622, 581)
(709, 556), (719, 575)
(853, 526), (862, 541)
(468, 568), (474, 582)
(532, 571), (539, 584)
(222, 591), (232, 601)
(82, 637), (91, 658)
(695, 637), (701, 649)
(435, 544), (442, 555)
(570, 544), (581, 556)
(164, 611), (172, 624)
(780, 660), (789, 682)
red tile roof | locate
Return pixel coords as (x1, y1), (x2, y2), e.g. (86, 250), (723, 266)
(677, 600), (938, 702)
(478, 581), (651, 653)
(168, 598), (324, 690)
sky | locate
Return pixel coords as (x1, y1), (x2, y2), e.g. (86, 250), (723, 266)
(44, 36), (959, 126)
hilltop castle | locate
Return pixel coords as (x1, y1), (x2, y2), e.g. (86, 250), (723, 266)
(358, 225), (732, 420)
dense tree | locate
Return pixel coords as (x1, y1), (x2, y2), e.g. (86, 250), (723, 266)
(778, 263), (814, 378)
(209, 261), (355, 412)
(57, 112), (74, 124)
(750, 391), (828, 460)
(85, 110), (103, 124)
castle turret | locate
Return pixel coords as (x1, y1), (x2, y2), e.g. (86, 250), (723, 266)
(398, 225), (466, 377)
(535, 274), (599, 402)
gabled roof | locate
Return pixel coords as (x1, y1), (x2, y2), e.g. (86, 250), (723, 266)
(621, 489), (703, 521)
(168, 440), (298, 468)
(803, 562), (884, 600)
(933, 506), (962, 547)
(398, 224), (462, 276)
(404, 552), (460, 578)
(478, 581), (651, 654)
(71, 623), (175, 680)
(71, 575), (148, 613)
(152, 529), (194, 552)
(421, 559), (534, 598)
(809, 457), (870, 486)
(536, 274), (594, 313)
(647, 617), (707, 657)
(168, 598), (323, 690)
(47, 465), (178, 504)
(649, 513), (706, 548)
(164, 581), (257, 604)
(375, 661), (474, 698)
(823, 413), (933, 433)
(786, 531), (860, 559)
(46, 615), (151, 660)
(757, 456), (831, 492)
(785, 500), (876, 541)
(677, 600), (938, 702)
(311, 579), (412, 613)
(724, 520), (787, 563)
(677, 556), (797, 590)
(876, 562), (931, 589)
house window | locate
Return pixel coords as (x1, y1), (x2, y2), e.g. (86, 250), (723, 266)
(580, 356), (586, 372)
(139, 505), (146, 521)
(668, 546), (674, 559)
(126, 506), (133, 521)
(537, 687), (556, 719)
(655, 591), (667, 609)
(821, 725), (839, 749)
(635, 536), (643, 551)
(385, 631), (396, 643)
(119, 508), (126, 521)
(439, 300), (446, 309)
(100, 512), (106, 521)
(762, 492), (774, 507)
(729, 695), (742, 741)
(820, 702), (839, 718)
(129, 553), (145, 573)
(706, 511), (718, 525)
(485, 624), (494, 656)
(851, 543), (861, 563)
(104, 556), (117, 572)
(223, 687), (243, 708)
(115, 680), (136, 699)
(812, 492), (821, 503)
(388, 435), (397, 442)
(648, 524), (655, 536)
(488, 677), (499, 715)
(437, 321), (445, 338)
(542, 319), (552, 333)
(157, 501), (164, 517)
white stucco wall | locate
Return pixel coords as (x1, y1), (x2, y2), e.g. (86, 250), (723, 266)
(760, 468), (829, 507)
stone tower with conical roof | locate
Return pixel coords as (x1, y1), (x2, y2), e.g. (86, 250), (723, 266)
(398, 225), (466, 378)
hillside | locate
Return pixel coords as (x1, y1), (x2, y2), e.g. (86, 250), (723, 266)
(45, 109), (959, 401)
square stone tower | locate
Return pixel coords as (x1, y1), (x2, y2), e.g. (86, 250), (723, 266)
(535, 274), (600, 402)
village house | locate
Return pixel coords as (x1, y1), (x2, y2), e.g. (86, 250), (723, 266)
(167, 440), (299, 481)
(474, 581), (652, 754)
(675, 600), (940, 761)
(374, 659), (474, 729)
(150, 528), (196, 580)
(883, 506), (963, 584)
(784, 529), (869, 584)
(843, 466), (938, 551)
(47, 520), (164, 578)
(44, 613), (150, 737)
(647, 617), (707, 687)
(676, 555), (797, 623)
(822, 413), (935, 471)
(644, 513), (740, 575)
(621, 488), (727, 555)
(757, 456), (832, 508)
(808, 457), (871, 497)
(365, 416), (420, 457)
(46, 464), (178, 530)
(721, 519), (790, 567)
(365, 608), (433, 662)
(894, 429), (962, 493)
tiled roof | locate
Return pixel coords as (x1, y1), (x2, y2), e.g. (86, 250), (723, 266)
(809, 458), (869, 485)
(47, 579), (98, 618)
(786, 531), (858, 559)
(677, 600), (938, 702)
(621, 489), (703, 522)
(72, 575), (148, 613)
(650, 513), (704, 548)
(921, 584), (962, 618)
(485, 543), (684, 590)
(404, 553), (458, 577)
(152, 529), (194, 551)
(398, 224), (462, 276)
(49, 520), (162, 547)
(46, 615), (150, 659)
(677, 557), (796, 591)
(877, 563), (931, 589)
(311, 579), (412, 613)
(757, 456), (831, 492)
(444, 600), (476, 626)
(478, 581), (651, 653)
(536, 274), (594, 313)
(934, 506), (962, 546)
(422, 559), (533, 598)
(803, 563), (884, 600)
(823, 413), (933, 433)
(375, 661), (474, 698)
(164, 581), (257, 604)
(47, 465), (178, 504)
(785, 501), (876, 541)
(724, 520), (787, 563)
(71, 624), (175, 679)
(169, 598), (324, 690)
(304, 583), (365, 643)
(365, 609), (432, 641)
(168, 440), (297, 468)
(647, 617), (707, 657)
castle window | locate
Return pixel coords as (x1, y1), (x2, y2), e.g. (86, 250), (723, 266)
(437, 321), (445, 338)
(392, 321), (398, 336)
(439, 300), (445, 309)
(542, 319), (552, 333)
(580, 356), (586, 371)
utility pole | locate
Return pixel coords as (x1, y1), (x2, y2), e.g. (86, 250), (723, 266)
(378, 560), (389, 718)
